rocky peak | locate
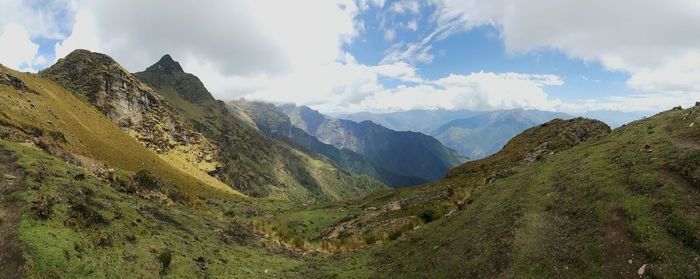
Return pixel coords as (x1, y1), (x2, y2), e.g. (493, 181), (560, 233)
(146, 54), (184, 74)
(135, 55), (214, 103)
(40, 49), (202, 153)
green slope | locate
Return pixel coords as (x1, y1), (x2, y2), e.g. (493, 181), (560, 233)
(255, 109), (700, 278)
(3, 99), (698, 278)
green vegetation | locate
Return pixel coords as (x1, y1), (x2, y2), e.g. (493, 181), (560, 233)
(0, 139), (315, 278)
(1, 50), (699, 278)
(249, 111), (699, 278)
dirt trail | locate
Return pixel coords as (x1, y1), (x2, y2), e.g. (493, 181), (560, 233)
(0, 148), (26, 279)
(671, 137), (700, 151)
(602, 206), (649, 278)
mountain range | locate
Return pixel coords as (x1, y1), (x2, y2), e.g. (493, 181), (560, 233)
(226, 100), (426, 187)
(36, 50), (388, 201)
(342, 109), (571, 159)
(279, 104), (467, 182)
(0, 49), (697, 278)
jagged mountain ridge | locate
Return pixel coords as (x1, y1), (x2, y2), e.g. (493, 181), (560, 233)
(279, 104), (467, 182)
(227, 100), (427, 187)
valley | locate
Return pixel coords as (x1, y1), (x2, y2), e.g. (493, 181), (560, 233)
(0, 50), (698, 278)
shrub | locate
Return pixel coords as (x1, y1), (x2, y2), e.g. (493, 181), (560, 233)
(158, 250), (172, 273)
(31, 194), (55, 219)
(224, 209), (237, 217)
(363, 233), (379, 245)
(419, 209), (436, 223)
(688, 151), (700, 162)
(133, 170), (160, 190)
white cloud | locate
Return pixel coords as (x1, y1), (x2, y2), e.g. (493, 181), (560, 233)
(43, 0), (569, 114)
(427, 0), (700, 110)
(327, 71), (565, 113)
(31, 0), (699, 114)
(358, 0), (386, 10)
(384, 29), (396, 41)
(54, 10), (101, 61)
(381, 40), (435, 65)
(402, 20), (418, 31)
(391, 0), (420, 14)
(626, 51), (700, 93)
(0, 0), (78, 40)
(0, 23), (45, 72)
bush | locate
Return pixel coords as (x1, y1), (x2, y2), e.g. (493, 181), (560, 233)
(134, 170), (160, 190)
(224, 209), (237, 217)
(31, 194), (55, 219)
(688, 151), (700, 162)
(419, 209), (436, 223)
(158, 250), (172, 273)
(363, 233), (379, 245)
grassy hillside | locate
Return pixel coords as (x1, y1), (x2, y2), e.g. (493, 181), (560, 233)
(0, 66), (238, 199)
(1, 96), (698, 277)
(3, 54), (698, 277)
(0, 139), (318, 278)
(253, 108), (700, 278)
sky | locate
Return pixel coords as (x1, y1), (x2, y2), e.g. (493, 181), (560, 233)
(1, 0), (699, 114)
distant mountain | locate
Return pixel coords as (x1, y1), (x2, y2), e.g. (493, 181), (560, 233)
(341, 108), (571, 159)
(279, 104), (467, 182)
(227, 100), (426, 187)
(581, 110), (653, 128)
(433, 109), (572, 159)
(337, 109), (481, 134)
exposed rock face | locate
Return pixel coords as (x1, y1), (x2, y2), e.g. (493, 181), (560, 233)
(0, 70), (35, 93)
(41, 50), (220, 171)
(42, 50), (193, 152)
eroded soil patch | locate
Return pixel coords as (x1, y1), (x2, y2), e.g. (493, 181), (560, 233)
(0, 148), (26, 279)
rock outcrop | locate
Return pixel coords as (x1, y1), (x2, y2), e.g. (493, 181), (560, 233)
(41, 50), (220, 173)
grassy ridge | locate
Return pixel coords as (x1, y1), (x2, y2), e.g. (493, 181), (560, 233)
(252, 111), (699, 278)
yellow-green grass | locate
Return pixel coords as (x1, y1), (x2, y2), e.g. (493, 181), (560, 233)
(0, 66), (242, 199)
